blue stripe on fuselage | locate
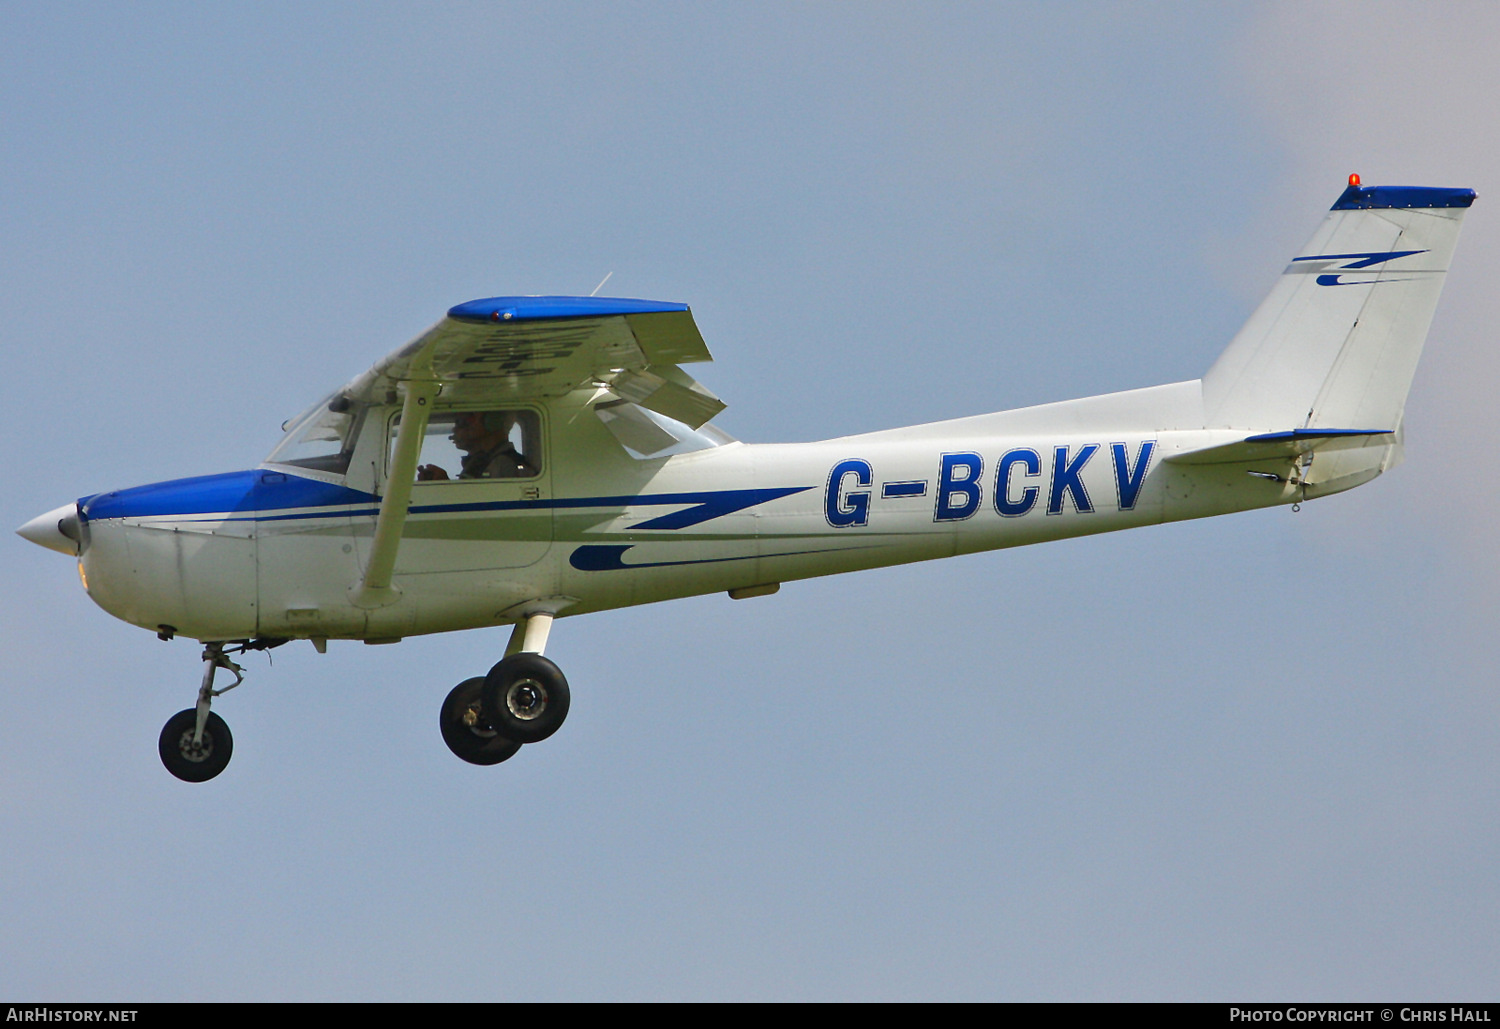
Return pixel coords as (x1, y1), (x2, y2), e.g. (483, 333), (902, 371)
(569, 542), (847, 571)
(78, 471), (811, 531)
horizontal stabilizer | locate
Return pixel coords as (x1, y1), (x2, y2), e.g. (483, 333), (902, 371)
(1164, 428), (1395, 466)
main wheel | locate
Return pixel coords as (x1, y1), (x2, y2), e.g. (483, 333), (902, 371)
(482, 653), (570, 744)
(440, 677), (522, 765)
(158, 709), (233, 782)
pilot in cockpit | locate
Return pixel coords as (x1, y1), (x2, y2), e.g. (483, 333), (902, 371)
(417, 411), (537, 481)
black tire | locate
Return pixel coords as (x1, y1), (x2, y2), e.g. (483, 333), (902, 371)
(158, 708), (233, 782)
(440, 677), (522, 765)
(482, 653), (570, 744)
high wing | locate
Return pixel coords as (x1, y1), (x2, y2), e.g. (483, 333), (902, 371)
(343, 295), (726, 428)
(347, 295), (725, 607)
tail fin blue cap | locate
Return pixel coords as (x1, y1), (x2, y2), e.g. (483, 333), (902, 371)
(1332, 183), (1476, 210)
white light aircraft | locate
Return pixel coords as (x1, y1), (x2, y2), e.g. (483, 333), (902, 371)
(18, 178), (1475, 781)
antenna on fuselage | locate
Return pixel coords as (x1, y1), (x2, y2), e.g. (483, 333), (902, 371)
(589, 271), (613, 297)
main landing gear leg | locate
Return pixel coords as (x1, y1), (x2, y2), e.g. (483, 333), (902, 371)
(158, 643), (242, 782)
(438, 611), (573, 765)
(505, 612), (553, 657)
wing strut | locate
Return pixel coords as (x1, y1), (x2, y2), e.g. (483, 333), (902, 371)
(350, 377), (439, 608)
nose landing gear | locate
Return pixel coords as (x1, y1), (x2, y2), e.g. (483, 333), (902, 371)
(438, 610), (572, 765)
(158, 642), (249, 782)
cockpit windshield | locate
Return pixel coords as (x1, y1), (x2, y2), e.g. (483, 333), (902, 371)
(265, 391), (365, 474)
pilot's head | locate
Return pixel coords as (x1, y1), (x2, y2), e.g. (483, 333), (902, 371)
(451, 411), (511, 451)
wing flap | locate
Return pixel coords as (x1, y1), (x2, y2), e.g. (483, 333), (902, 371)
(607, 367), (726, 428)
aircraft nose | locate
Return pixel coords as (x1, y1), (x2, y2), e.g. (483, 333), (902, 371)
(17, 502), (85, 556)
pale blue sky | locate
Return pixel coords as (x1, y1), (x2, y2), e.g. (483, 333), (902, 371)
(4, 2), (1498, 1000)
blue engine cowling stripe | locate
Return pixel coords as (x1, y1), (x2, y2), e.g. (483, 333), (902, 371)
(80, 470), (376, 521)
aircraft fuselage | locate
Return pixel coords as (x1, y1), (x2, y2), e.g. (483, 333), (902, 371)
(70, 380), (1360, 645)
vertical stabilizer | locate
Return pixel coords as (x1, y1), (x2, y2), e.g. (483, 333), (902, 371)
(1202, 182), (1474, 433)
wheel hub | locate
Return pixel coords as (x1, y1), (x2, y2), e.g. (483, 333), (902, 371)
(506, 679), (547, 721)
(176, 730), (214, 763)
(461, 702), (498, 738)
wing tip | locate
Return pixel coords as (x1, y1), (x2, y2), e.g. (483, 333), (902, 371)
(446, 296), (689, 323)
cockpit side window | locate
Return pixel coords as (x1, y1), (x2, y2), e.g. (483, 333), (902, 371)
(266, 392), (364, 474)
(392, 409), (543, 482)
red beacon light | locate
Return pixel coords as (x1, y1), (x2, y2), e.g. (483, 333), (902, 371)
(1349, 173), (1362, 187)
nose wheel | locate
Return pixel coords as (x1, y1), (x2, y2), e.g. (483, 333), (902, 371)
(159, 709), (234, 782)
(159, 641), (248, 782)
